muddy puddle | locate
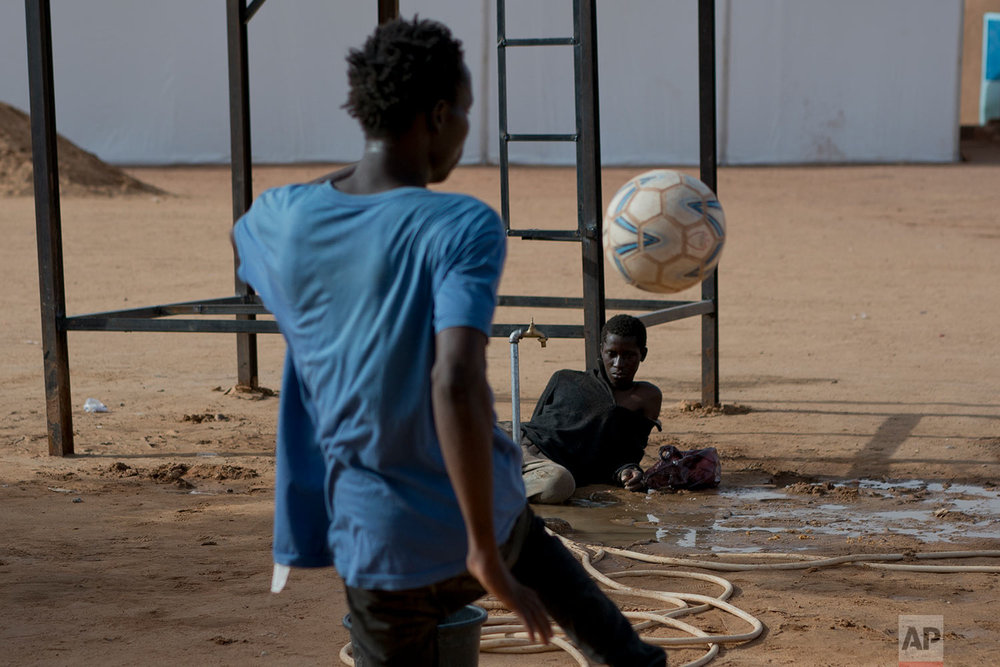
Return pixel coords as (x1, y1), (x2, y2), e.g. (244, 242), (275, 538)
(536, 478), (1000, 553)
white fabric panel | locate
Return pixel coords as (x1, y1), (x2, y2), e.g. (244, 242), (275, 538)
(0, 5), (30, 113)
(0, 0), (962, 165)
(247, 0), (490, 164)
(484, 0), (704, 165)
(0, 1), (489, 165)
(6, 2), (232, 164)
(594, 0), (703, 166)
(722, 0), (962, 164)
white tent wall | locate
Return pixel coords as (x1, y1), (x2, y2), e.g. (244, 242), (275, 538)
(721, 0), (964, 164)
(0, 1), (963, 166)
(0, 1), (489, 165)
(488, 0), (705, 166)
(2, 2), (234, 164)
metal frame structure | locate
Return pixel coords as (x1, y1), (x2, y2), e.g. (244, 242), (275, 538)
(25, 0), (719, 457)
(494, 0), (720, 381)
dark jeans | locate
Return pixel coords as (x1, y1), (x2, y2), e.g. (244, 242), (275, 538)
(345, 507), (665, 667)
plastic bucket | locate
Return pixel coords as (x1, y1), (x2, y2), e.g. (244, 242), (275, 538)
(343, 604), (487, 666)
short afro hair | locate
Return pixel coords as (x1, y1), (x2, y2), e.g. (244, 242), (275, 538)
(343, 17), (466, 138)
(601, 314), (647, 349)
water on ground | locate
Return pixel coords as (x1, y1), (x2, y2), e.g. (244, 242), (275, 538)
(537, 478), (1000, 553)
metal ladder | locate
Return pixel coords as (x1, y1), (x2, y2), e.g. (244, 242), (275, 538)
(493, 0), (721, 406)
(495, 0), (606, 370)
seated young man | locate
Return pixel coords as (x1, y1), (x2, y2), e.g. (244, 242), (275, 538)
(520, 314), (663, 504)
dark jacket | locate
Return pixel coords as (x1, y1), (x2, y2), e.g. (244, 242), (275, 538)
(521, 367), (657, 485)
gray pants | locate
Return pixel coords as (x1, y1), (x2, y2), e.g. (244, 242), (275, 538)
(520, 436), (576, 504)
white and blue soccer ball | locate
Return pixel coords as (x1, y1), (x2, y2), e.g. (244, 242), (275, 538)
(603, 169), (726, 293)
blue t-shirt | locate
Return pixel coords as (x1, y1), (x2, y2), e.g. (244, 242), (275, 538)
(233, 182), (526, 590)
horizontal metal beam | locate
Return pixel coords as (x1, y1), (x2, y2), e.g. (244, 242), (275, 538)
(636, 300), (715, 327)
(62, 295), (711, 335)
(71, 301), (268, 320)
(507, 229), (580, 241)
(610, 297), (706, 311)
(62, 292), (712, 334)
(498, 295), (703, 311)
(500, 37), (575, 47)
(62, 316), (586, 340)
(64, 318), (279, 334)
(504, 133), (578, 142)
(163, 304), (265, 315)
(245, 0), (267, 22)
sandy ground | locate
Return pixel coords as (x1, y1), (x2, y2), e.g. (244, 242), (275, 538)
(2, 155), (999, 666)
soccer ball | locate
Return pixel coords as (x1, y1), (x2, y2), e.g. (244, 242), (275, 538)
(603, 169), (725, 293)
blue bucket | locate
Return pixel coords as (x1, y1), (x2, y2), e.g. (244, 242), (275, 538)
(344, 604), (487, 666)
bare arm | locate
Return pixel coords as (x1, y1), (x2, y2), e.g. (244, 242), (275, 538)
(631, 381), (663, 422)
(616, 382), (662, 491)
(431, 327), (551, 643)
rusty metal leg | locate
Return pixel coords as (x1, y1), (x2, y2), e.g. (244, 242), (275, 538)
(227, 0), (259, 388)
(701, 274), (719, 408)
(377, 0), (398, 24)
(699, 0), (720, 407)
(26, 0), (74, 456)
(575, 0), (605, 370)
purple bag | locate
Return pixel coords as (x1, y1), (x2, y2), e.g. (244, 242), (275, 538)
(643, 445), (721, 491)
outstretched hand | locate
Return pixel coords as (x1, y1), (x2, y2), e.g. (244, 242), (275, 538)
(466, 547), (553, 645)
(621, 467), (646, 492)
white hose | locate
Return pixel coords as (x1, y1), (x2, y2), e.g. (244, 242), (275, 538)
(598, 546), (1000, 573)
(339, 539), (1000, 666)
(472, 540), (1000, 666)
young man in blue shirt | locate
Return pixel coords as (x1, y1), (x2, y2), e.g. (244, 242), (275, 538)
(232, 17), (664, 667)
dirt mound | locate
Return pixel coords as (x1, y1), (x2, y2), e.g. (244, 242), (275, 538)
(784, 481), (875, 500)
(181, 412), (231, 423)
(674, 400), (752, 416)
(187, 463), (260, 481)
(104, 461), (260, 486)
(0, 101), (165, 197)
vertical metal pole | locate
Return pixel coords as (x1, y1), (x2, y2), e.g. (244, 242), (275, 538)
(509, 332), (522, 442)
(496, 0), (512, 230)
(575, 0), (605, 370)
(377, 0), (398, 24)
(698, 0), (720, 407)
(478, 0), (492, 164)
(227, 0), (258, 388)
(26, 0), (74, 456)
